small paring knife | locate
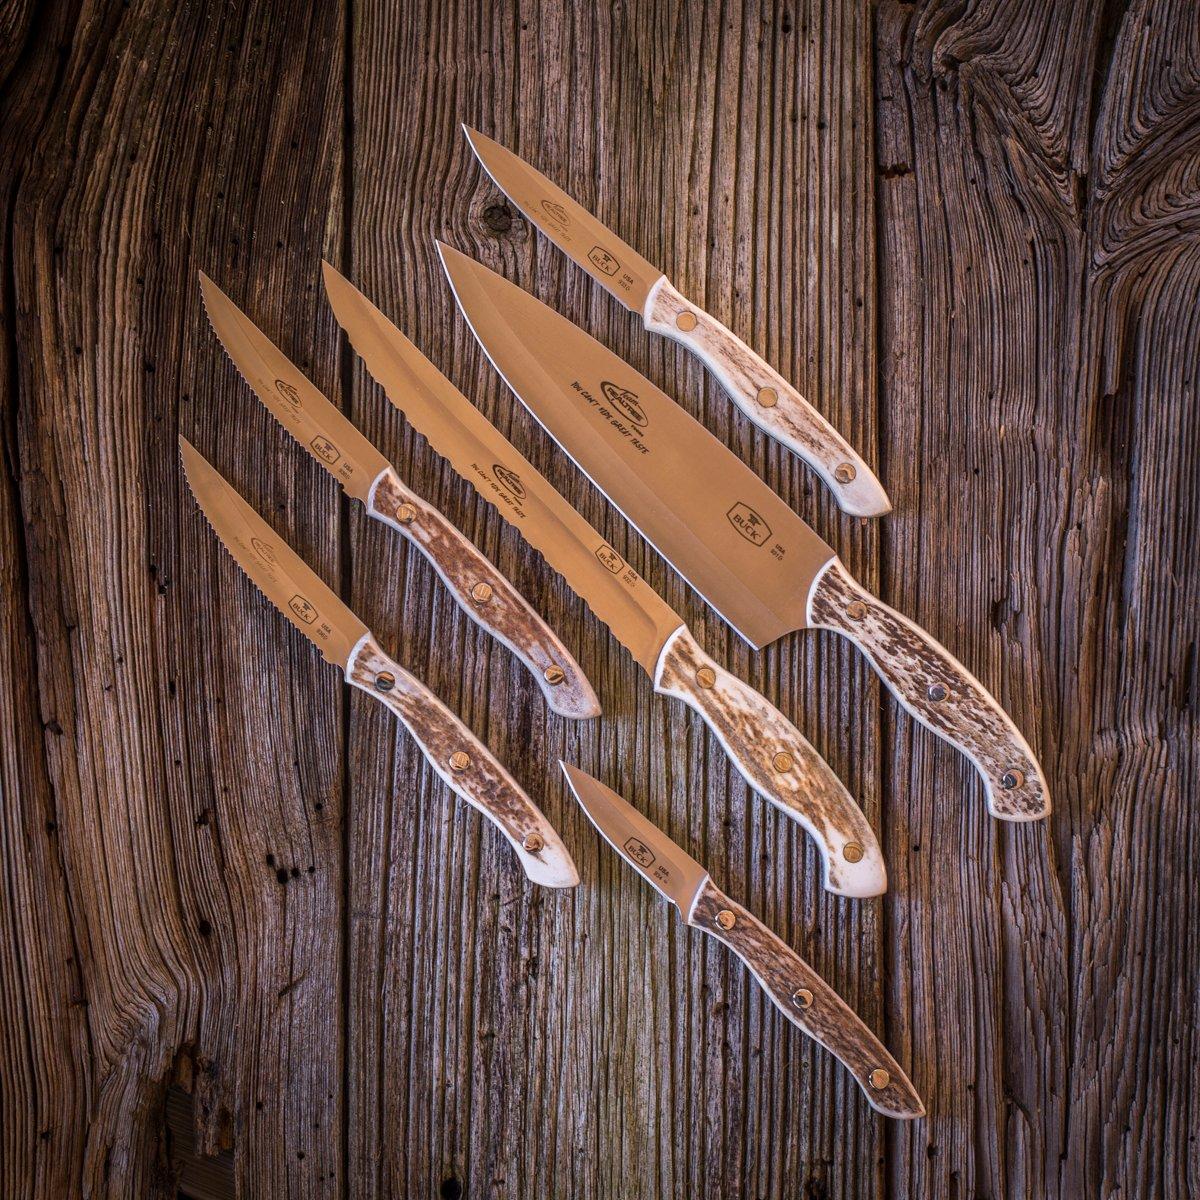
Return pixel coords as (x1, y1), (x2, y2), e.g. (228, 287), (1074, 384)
(438, 245), (1050, 821)
(561, 764), (924, 1119)
(178, 436), (578, 889)
(462, 126), (889, 518)
(198, 272), (599, 722)
(320, 261), (886, 899)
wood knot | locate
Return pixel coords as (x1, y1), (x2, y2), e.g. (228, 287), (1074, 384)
(482, 202), (513, 233)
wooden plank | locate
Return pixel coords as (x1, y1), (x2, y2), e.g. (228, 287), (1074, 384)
(1, 1), (346, 1195)
(346, 2), (884, 1196)
(875, 0), (1199, 1196)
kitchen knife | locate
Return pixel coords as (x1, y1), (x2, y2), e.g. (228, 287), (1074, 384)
(198, 271), (599, 721)
(561, 763), (923, 1119)
(321, 261), (887, 898)
(462, 126), (888, 517)
(438, 244), (1049, 821)
(179, 436), (578, 888)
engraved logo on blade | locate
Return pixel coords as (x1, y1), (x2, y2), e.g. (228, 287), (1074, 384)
(596, 544), (625, 574)
(492, 463), (527, 500)
(288, 595), (318, 624)
(600, 382), (647, 429)
(588, 246), (620, 277)
(541, 198), (569, 225)
(727, 503), (772, 547)
(250, 537), (277, 565)
(623, 837), (656, 868)
(310, 435), (341, 465)
(274, 379), (302, 412)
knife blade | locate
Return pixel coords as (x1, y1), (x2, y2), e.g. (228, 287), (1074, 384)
(198, 271), (599, 721)
(320, 261), (888, 898)
(178, 436), (577, 888)
(438, 244), (1049, 821)
(462, 126), (889, 517)
(561, 764), (924, 1120)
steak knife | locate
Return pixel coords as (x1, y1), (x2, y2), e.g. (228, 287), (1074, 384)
(179, 436), (578, 889)
(438, 244), (1050, 821)
(462, 127), (889, 517)
(198, 272), (599, 721)
(561, 764), (924, 1119)
(321, 261), (887, 898)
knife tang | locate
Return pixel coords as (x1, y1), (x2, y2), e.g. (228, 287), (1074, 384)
(367, 467), (600, 720)
(688, 877), (923, 1118)
(644, 278), (890, 518)
(347, 634), (579, 888)
(808, 559), (1048, 818)
(653, 626), (885, 896)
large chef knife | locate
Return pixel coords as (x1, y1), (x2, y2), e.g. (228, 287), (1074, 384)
(198, 272), (598, 721)
(438, 244), (1049, 821)
(321, 261), (887, 898)
(462, 126), (888, 517)
(179, 436), (578, 888)
(561, 764), (923, 1118)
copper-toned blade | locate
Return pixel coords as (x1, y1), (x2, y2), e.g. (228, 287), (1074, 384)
(179, 437), (367, 670)
(321, 260), (683, 674)
(560, 764), (708, 914)
(199, 272), (389, 504)
(437, 244), (836, 650)
(463, 127), (663, 314)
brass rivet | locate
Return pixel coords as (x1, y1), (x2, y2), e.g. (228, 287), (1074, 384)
(470, 582), (493, 603)
(772, 751), (794, 773)
(543, 665), (565, 685)
(396, 503), (417, 524)
(756, 386), (778, 408)
(834, 462), (857, 484)
(843, 842), (864, 863)
(675, 311), (698, 332)
(449, 751), (471, 772)
(792, 988), (813, 1009)
(927, 683), (948, 702)
(696, 666), (717, 689)
(522, 832), (545, 853)
(714, 909), (736, 931)
(1001, 768), (1026, 790)
(374, 672), (396, 692)
(846, 600), (868, 621)
(869, 1068), (891, 1090)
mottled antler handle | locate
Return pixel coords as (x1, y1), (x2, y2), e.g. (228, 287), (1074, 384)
(653, 626), (886, 897)
(347, 635), (579, 888)
(689, 878), (924, 1119)
(807, 559), (1049, 819)
(369, 468), (600, 720)
(642, 278), (890, 517)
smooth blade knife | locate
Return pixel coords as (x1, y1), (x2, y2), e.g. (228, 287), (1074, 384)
(198, 272), (599, 721)
(438, 244), (1050, 821)
(320, 261), (887, 898)
(462, 126), (888, 517)
(561, 764), (924, 1119)
(178, 436), (578, 889)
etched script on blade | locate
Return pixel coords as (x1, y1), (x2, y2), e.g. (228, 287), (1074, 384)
(570, 379), (650, 453)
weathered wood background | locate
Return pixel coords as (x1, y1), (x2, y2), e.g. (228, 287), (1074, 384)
(1, 1), (1197, 1196)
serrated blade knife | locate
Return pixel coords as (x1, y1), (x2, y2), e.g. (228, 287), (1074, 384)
(321, 261), (887, 898)
(198, 272), (598, 721)
(462, 126), (888, 517)
(179, 436), (577, 888)
(438, 244), (1049, 821)
(561, 764), (924, 1119)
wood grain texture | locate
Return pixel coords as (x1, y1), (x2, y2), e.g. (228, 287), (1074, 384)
(0, 0), (1195, 1197)
(369, 467), (602, 719)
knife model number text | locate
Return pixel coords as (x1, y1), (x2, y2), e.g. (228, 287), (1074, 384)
(570, 380), (650, 454)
